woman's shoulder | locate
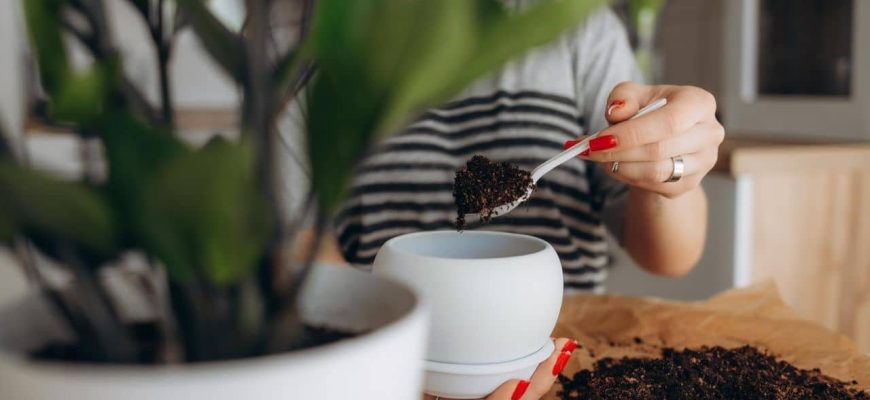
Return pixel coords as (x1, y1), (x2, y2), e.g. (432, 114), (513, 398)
(568, 6), (630, 50)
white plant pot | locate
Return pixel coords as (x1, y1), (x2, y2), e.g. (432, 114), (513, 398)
(0, 263), (429, 400)
(373, 231), (563, 364)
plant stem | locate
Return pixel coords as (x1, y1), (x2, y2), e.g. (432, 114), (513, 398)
(243, 1), (294, 352)
(12, 240), (108, 358)
(135, 265), (182, 363)
(10, 240), (37, 287)
(244, 0), (282, 227)
(264, 210), (326, 353)
(59, 243), (137, 362)
(64, 0), (163, 125)
(0, 118), (13, 160)
(152, 0), (174, 126)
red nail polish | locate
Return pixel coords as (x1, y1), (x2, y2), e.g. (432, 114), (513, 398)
(511, 380), (530, 400)
(563, 139), (579, 150)
(552, 351), (572, 376)
(579, 149), (590, 157)
(589, 135), (617, 151)
(561, 340), (578, 354)
(607, 100), (626, 116)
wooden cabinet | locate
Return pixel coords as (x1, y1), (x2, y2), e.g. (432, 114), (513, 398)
(718, 136), (870, 352)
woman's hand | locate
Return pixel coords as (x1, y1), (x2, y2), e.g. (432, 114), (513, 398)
(569, 82), (724, 198)
(423, 338), (578, 400)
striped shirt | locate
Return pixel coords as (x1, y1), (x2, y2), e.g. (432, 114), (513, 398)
(280, 7), (640, 293)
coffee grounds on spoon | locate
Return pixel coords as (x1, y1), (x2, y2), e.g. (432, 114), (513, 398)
(558, 345), (869, 400)
(453, 155), (534, 230)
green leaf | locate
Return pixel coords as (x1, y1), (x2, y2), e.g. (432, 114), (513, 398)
(99, 113), (189, 244)
(377, 0), (476, 134)
(176, 0), (246, 83)
(309, 0), (373, 72)
(306, 72), (382, 216)
(0, 161), (118, 258)
(22, 0), (70, 95)
(474, 0), (509, 26)
(628, 0), (667, 22)
(24, 0), (121, 126)
(139, 139), (271, 286)
(52, 65), (114, 123)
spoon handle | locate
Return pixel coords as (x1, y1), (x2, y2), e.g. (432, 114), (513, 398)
(530, 98), (668, 182)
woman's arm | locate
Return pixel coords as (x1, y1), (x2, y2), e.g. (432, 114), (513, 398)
(623, 185), (707, 276)
(579, 82), (723, 276)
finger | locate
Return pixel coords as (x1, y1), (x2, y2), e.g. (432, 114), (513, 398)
(600, 86), (717, 150)
(486, 379), (529, 400)
(607, 148), (717, 186)
(562, 135), (593, 157)
(581, 120), (724, 163)
(605, 81), (656, 125)
(524, 338), (577, 399)
(484, 338), (577, 400)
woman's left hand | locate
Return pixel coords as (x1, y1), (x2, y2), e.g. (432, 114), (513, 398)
(568, 82), (724, 199)
(422, 337), (577, 400)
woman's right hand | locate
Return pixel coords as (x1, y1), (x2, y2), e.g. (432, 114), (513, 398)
(423, 337), (578, 400)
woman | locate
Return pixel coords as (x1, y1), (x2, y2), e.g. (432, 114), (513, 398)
(284, 6), (722, 400)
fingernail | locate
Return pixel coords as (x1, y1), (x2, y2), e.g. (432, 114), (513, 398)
(511, 380), (530, 400)
(607, 100), (626, 116)
(579, 149), (590, 157)
(552, 351), (572, 376)
(563, 139), (579, 150)
(561, 340), (578, 354)
(589, 135), (618, 151)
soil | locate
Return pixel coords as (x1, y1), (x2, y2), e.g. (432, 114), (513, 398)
(558, 345), (869, 400)
(453, 155), (534, 230)
(32, 323), (357, 363)
(287, 325), (359, 351)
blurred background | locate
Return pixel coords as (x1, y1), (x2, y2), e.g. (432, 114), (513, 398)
(1, 0), (867, 352)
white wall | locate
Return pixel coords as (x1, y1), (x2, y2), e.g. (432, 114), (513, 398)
(0, 0), (28, 309)
(0, 0), (24, 146)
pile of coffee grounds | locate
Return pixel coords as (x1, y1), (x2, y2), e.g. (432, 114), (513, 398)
(452, 155), (533, 230)
(558, 345), (868, 400)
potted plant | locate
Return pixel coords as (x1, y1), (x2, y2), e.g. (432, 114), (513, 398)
(0, 0), (601, 398)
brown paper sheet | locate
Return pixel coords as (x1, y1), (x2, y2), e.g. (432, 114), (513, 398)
(548, 281), (870, 398)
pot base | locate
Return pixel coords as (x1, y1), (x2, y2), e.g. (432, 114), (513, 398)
(423, 340), (555, 399)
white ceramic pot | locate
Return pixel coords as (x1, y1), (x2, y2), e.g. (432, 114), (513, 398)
(0, 263), (429, 400)
(372, 231), (563, 364)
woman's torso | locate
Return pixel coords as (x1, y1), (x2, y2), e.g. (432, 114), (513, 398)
(334, 22), (631, 293)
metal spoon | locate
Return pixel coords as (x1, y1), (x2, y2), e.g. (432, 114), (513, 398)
(464, 98), (668, 221)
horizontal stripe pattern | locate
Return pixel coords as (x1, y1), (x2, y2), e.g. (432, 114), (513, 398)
(336, 90), (613, 292)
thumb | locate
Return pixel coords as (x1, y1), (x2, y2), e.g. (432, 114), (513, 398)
(605, 81), (655, 125)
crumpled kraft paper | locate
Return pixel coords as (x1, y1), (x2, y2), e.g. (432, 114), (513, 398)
(548, 281), (870, 398)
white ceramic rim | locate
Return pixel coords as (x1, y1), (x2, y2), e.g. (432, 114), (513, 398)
(0, 264), (428, 376)
(381, 230), (552, 263)
(424, 340), (554, 375)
